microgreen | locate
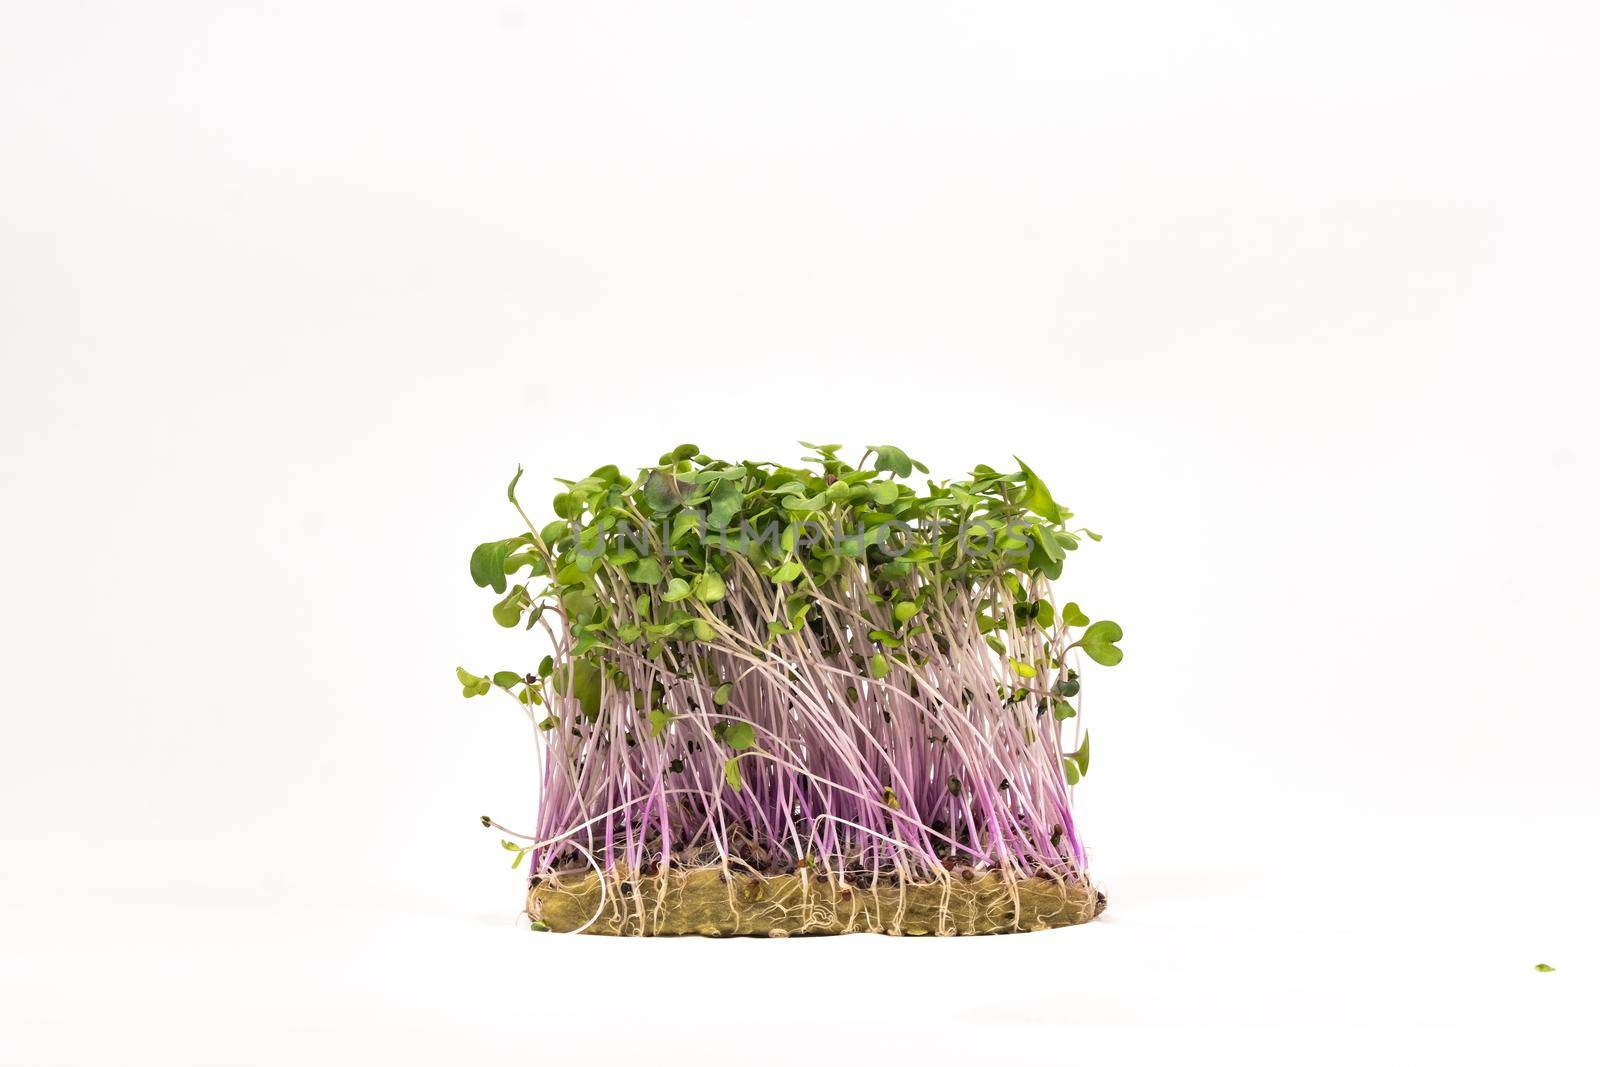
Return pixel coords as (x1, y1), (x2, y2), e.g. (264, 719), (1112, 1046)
(461, 444), (1123, 907)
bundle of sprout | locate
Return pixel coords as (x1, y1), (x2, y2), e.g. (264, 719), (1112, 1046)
(459, 443), (1123, 936)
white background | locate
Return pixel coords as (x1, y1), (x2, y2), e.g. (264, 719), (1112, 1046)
(3, 2), (1596, 1063)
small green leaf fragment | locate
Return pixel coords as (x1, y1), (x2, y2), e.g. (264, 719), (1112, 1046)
(785, 593), (811, 625)
(571, 658), (603, 720)
(1534, 963), (1556, 972)
(492, 671), (521, 688)
(713, 683), (733, 706)
(893, 601), (919, 625)
(724, 757), (743, 791)
(1032, 524), (1065, 564)
(870, 653), (890, 679)
(1061, 602), (1091, 627)
(661, 577), (691, 602)
(724, 721), (755, 750)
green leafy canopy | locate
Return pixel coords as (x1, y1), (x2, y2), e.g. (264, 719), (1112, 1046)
(458, 443), (1124, 800)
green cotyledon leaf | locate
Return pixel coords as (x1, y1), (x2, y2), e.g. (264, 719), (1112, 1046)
(470, 539), (517, 594)
(571, 658), (602, 721)
(1060, 602), (1090, 627)
(770, 560), (804, 583)
(707, 480), (742, 529)
(627, 557), (663, 584)
(1067, 732), (1091, 777)
(724, 721), (755, 750)
(1074, 620), (1124, 666)
(492, 584), (530, 627)
(642, 470), (684, 512)
(456, 667), (491, 698)
(693, 570), (727, 603)
(647, 708), (673, 738)
(1013, 457), (1061, 523)
(867, 445), (928, 479)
